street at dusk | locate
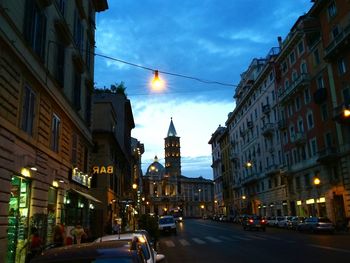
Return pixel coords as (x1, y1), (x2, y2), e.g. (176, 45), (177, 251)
(1, 0), (350, 263)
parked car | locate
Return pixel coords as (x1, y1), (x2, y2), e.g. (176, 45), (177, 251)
(158, 215), (177, 235)
(277, 216), (294, 228)
(287, 216), (305, 230)
(31, 239), (164, 263)
(297, 217), (335, 233)
(94, 231), (165, 263)
(266, 216), (276, 227)
(242, 215), (267, 231)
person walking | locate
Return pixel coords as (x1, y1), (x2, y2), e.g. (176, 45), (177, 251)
(72, 222), (86, 244)
(25, 227), (42, 263)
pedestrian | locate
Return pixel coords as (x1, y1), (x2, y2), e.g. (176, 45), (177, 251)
(25, 227), (42, 263)
(72, 222), (86, 244)
(53, 224), (64, 247)
(112, 220), (120, 234)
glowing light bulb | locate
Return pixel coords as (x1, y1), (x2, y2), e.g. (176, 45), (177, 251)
(151, 70), (165, 91)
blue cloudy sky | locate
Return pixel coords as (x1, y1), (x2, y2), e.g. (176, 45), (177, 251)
(94, 0), (313, 179)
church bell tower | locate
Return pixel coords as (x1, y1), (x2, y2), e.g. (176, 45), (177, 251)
(164, 118), (181, 178)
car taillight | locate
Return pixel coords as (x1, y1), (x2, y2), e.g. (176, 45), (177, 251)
(249, 219), (253, 224)
(261, 219), (266, 224)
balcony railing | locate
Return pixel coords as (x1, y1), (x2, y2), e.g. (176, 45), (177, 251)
(325, 22), (350, 59)
(290, 132), (306, 145)
(278, 74), (310, 103)
(241, 173), (258, 185)
(278, 119), (287, 130)
(262, 104), (271, 114)
(317, 147), (338, 164)
(261, 123), (274, 136)
(265, 164), (280, 176)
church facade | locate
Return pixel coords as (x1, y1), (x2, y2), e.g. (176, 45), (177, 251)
(142, 119), (214, 218)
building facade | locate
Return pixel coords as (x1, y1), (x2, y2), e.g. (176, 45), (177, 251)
(0, 0), (108, 262)
(210, 0), (350, 226)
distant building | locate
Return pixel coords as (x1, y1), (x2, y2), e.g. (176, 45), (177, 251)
(143, 119), (214, 217)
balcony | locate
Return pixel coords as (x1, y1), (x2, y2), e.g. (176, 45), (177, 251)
(313, 88), (327, 105)
(333, 104), (350, 125)
(324, 22), (350, 60)
(317, 147), (338, 164)
(278, 119), (287, 130)
(290, 132), (306, 145)
(278, 74), (310, 103)
(261, 123), (274, 137)
(241, 173), (258, 185)
(247, 121), (253, 129)
(265, 164), (280, 176)
(262, 104), (271, 114)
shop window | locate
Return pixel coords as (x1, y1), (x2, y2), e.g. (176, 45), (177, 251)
(7, 176), (31, 263)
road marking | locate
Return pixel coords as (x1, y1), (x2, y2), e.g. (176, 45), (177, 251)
(205, 236), (222, 243)
(192, 238), (206, 244)
(231, 236), (251, 241)
(244, 235), (267, 240)
(219, 235), (237, 241)
(308, 244), (350, 254)
(179, 239), (190, 246)
(164, 240), (175, 247)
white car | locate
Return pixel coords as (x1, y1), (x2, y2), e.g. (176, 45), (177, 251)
(277, 216), (293, 228)
(158, 215), (177, 235)
(94, 231), (165, 263)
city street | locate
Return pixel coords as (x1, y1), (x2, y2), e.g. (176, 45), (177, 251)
(157, 219), (350, 263)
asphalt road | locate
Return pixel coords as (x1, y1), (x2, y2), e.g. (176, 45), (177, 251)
(157, 219), (350, 263)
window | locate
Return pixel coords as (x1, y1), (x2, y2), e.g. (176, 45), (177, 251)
(285, 80), (289, 90)
(51, 114), (61, 152)
(304, 88), (311, 104)
(71, 133), (78, 165)
(55, 44), (65, 87)
(321, 104), (328, 121)
(73, 72), (81, 110)
(325, 132), (332, 148)
(307, 111), (314, 129)
(313, 49), (320, 66)
(282, 61), (288, 74)
(288, 103), (293, 117)
(328, 2), (337, 18)
(301, 62), (308, 74)
(338, 58), (347, 75)
(289, 125), (295, 139)
(343, 87), (350, 102)
(74, 10), (84, 54)
(85, 87), (92, 126)
(86, 39), (92, 71)
(296, 176), (301, 189)
(56, 0), (66, 16)
(298, 118), (304, 133)
(24, 0), (47, 58)
(289, 51), (296, 65)
(21, 85), (36, 135)
(317, 75), (325, 89)
(295, 96), (301, 111)
(304, 174), (310, 187)
(332, 25), (340, 39)
(297, 41), (304, 56)
(292, 71), (298, 82)
(310, 138), (317, 157)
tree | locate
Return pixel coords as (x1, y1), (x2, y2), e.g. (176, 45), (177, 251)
(94, 82), (127, 98)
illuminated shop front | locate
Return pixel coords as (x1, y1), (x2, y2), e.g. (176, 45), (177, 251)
(7, 175), (31, 263)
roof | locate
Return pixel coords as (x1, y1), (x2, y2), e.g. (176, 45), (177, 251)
(145, 156), (165, 177)
(167, 117), (177, 137)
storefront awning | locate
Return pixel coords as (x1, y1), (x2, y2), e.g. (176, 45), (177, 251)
(71, 189), (102, 203)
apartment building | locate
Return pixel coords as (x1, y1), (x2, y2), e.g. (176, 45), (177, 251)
(0, 0), (108, 262)
(208, 125), (226, 215)
(309, 0), (350, 224)
(225, 48), (285, 217)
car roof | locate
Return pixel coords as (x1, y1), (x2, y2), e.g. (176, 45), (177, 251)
(94, 232), (146, 243)
(31, 240), (138, 263)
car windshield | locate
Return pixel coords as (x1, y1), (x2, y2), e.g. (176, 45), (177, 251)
(159, 218), (174, 224)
